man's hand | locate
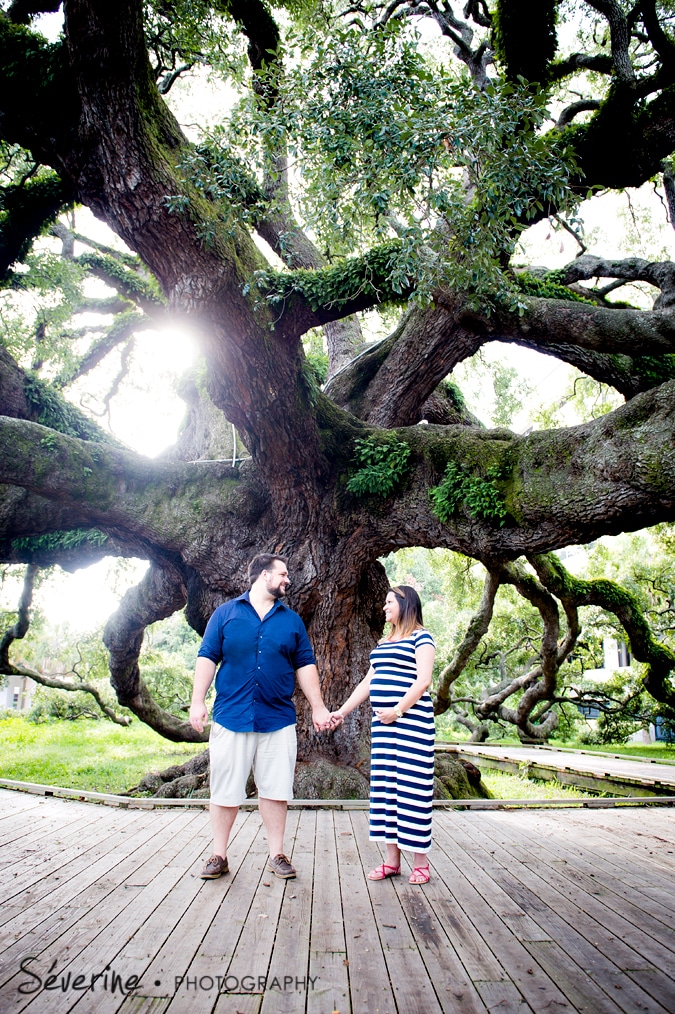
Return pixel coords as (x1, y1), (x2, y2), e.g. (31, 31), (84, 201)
(311, 704), (333, 732)
(190, 701), (209, 734)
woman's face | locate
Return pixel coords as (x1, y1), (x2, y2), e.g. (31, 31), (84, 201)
(384, 591), (401, 626)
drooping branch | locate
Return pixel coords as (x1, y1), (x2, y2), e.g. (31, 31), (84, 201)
(473, 560), (563, 740)
(102, 561), (207, 741)
(54, 311), (154, 388)
(0, 562), (38, 668)
(529, 552), (675, 707)
(0, 344), (122, 443)
(434, 566), (501, 713)
(556, 99), (602, 128)
(0, 561), (131, 725)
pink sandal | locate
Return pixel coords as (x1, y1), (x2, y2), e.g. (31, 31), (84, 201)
(409, 866), (430, 884)
(368, 863), (401, 880)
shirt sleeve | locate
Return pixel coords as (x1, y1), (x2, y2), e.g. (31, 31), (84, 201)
(292, 617), (317, 669)
(197, 607), (224, 663)
(414, 628), (436, 650)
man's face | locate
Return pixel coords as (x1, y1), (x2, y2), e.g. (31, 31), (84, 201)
(264, 560), (290, 599)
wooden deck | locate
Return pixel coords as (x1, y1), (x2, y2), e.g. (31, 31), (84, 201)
(0, 788), (674, 1014)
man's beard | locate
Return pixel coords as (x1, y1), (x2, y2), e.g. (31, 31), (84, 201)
(268, 582), (287, 600)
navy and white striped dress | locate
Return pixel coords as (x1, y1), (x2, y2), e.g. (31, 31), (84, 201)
(369, 628), (435, 853)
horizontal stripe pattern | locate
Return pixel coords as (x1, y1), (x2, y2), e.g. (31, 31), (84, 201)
(368, 628), (435, 853)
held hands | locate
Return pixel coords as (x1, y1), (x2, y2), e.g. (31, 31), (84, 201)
(312, 706), (345, 732)
(312, 705), (334, 732)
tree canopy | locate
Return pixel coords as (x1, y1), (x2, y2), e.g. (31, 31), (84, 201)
(2, 0), (675, 783)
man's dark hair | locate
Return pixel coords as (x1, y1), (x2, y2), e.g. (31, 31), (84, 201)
(248, 553), (287, 586)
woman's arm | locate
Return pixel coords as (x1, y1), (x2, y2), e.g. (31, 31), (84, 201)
(376, 642), (435, 725)
(332, 668), (374, 722)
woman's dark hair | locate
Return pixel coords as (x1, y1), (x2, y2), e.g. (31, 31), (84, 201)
(387, 585), (424, 638)
(248, 553), (287, 585)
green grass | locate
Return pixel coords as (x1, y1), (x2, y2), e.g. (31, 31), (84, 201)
(481, 771), (593, 800)
(0, 715), (205, 794)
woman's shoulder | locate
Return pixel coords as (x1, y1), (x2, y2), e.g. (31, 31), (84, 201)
(413, 627), (436, 646)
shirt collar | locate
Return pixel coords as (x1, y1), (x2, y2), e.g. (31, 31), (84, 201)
(236, 589), (286, 615)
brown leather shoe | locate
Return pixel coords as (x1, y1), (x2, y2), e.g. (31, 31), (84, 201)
(267, 853), (296, 879)
(200, 854), (229, 879)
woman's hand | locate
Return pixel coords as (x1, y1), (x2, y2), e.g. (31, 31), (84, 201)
(375, 708), (399, 724)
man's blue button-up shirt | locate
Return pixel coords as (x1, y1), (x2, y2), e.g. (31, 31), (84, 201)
(197, 591), (316, 733)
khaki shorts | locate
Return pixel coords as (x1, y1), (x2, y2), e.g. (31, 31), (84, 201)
(209, 722), (297, 806)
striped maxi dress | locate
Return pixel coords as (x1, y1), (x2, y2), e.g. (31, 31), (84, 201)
(368, 628), (436, 853)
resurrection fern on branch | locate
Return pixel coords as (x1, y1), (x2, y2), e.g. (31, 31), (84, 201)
(346, 434), (411, 498)
(430, 462), (507, 526)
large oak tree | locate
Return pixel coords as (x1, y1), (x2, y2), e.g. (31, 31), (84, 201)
(2, 0), (675, 791)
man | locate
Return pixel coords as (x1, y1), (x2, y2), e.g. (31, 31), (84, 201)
(190, 553), (331, 880)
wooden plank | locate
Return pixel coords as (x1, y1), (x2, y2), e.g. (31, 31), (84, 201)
(118, 1000), (172, 1014)
(0, 806), (154, 909)
(332, 810), (396, 1014)
(307, 809), (349, 1014)
(439, 812), (674, 1014)
(165, 813), (296, 1013)
(391, 879), (488, 1014)
(431, 817), (579, 1013)
(139, 811), (261, 1000)
(226, 810), (302, 989)
(56, 815), (232, 1014)
(473, 810), (675, 946)
(4, 814), (211, 1014)
(0, 810), (195, 985)
(260, 809), (315, 1014)
(350, 810), (444, 1014)
(473, 810), (675, 935)
(521, 939), (624, 1014)
(214, 994), (261, 1014)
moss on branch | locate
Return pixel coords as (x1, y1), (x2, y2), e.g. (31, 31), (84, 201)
(0, 172), (74, 282)
(11, 528), (109, 556)
(254, 240), (408, 315)
(22, 373), (120, 444)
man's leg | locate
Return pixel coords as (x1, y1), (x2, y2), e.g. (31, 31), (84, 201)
(211, 803), (239, 859)
(258, 797), (287, 857)
(202, 725), (254, 878)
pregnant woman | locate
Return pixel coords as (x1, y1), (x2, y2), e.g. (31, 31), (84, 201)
(332, 585), (436, 885)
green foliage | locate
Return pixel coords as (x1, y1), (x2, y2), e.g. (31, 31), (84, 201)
(429, 461), (507, 526)
(11, 528), (108, 557)
(0, 167), (73, 282)
(516, 271), (595, 305)
(78, 253), (163, 305)
(200, 19), (579, 311)
(346, 433), (411, 498)
(22, 373), (117, 443)
(253, 240), (408, 312)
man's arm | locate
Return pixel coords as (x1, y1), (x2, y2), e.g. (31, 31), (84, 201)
(190, 657), (217, 733)
(295, 664), (332, 731)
